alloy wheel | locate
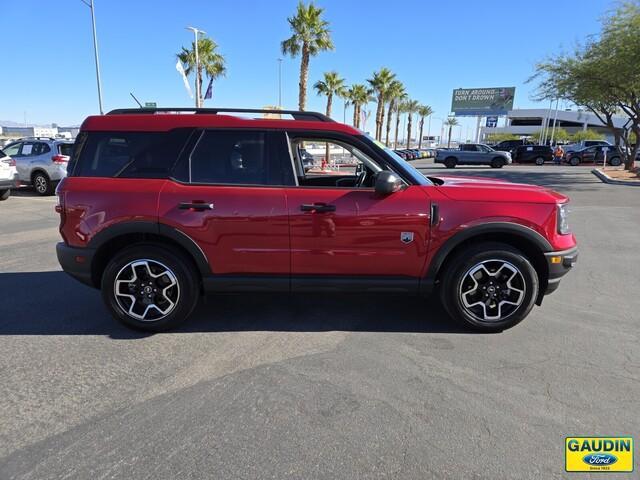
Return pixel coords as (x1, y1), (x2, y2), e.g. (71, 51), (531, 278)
(34, 175), (48, 194)
(458, 259), (526, 322)
(113, 259), (180, 321)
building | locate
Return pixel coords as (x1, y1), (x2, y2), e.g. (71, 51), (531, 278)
(480, 108), (629, 143)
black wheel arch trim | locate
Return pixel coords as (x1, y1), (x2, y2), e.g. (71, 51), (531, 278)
(86, 221), (212, 276)
(420, 222), (553, 295)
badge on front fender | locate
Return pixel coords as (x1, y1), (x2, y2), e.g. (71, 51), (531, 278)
(400, 232), (414, 244)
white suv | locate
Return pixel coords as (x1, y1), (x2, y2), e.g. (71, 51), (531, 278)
(2, 137), (74, 195)
(0, 148), (19, 200)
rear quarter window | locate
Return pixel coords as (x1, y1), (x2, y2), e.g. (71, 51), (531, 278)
(72, 129), (192, 178)
(57, 143), (74, 156)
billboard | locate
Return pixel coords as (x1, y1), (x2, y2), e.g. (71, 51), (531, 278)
(451, 87), (515, 116)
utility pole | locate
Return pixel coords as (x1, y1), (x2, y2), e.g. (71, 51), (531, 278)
(277, 58), (283, 108)
(186, 26), (206, 108)
(81, 0), (104, 114)
(550, 98), (560, 146)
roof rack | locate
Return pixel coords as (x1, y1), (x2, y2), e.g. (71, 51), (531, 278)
(16, 136), (57, 141)
(106, 107), (334, 122)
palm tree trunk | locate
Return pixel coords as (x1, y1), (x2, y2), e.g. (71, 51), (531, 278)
(418, 117), (424, 149)
(353, 104), (358, 127)
(299, 45), (310, 110)
(406, 114), (413, 149)
(375, 95), (384, 140)
(394, 109), (401, 149)
(385, 101), (394, 146)
(447, 126), (453, 148)
(197, 65), (203, 108)
(326, 93), (333, 117)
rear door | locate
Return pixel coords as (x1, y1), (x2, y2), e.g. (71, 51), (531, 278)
(158, 129), (294, 276)
(3, 142), (29, 180)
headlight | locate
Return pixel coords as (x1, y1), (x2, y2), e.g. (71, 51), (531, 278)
(557, 203), (570, 234)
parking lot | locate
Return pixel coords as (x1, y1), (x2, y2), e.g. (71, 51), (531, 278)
(1, 165), (639, 479)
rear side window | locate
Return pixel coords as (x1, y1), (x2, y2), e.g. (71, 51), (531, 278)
(188, 130), (291, 186)
(73, 129), (192, 178)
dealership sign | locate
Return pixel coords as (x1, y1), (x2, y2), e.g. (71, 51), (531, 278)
(451, 87), (515, 116)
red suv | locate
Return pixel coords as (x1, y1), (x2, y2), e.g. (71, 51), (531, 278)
(56, 108), (578, 332)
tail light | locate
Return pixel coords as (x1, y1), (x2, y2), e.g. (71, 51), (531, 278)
(1, 157), (15, 167)
(52, 154), (69, 164)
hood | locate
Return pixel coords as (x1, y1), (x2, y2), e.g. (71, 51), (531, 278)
(428, 175), (568, 204)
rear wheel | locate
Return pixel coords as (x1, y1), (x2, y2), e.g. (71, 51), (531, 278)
(535, 156), (545, 166)
(491, 157), (504, 168)
(32, 172), (53, 195)
(444, 157), (457, 169)
(101, 244), (200, 332)
(0, 189), (9, 201)
(569, 156), (580, 166)
(439, 242), (539, 332)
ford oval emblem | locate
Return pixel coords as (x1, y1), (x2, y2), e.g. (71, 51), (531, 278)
(583, 453), (618, 466)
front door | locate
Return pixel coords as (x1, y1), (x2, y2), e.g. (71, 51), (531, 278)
(285, 135), (431, 282)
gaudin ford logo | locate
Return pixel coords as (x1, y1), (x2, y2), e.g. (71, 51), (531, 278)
(565, 437), (633, 472)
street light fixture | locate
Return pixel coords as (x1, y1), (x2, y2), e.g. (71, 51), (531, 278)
(186, 26), (206, 108)
(80, 0), (104, 114)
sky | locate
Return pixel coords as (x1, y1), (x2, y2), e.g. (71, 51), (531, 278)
(0, 0), (612, 139)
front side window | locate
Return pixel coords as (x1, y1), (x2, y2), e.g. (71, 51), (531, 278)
(3, 143), (21, 157)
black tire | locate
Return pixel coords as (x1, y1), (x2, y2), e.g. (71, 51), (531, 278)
(535, 156), (545, 166)
(101, 244), (200, 332)
(439, 242), (539, 332)
(569, 156), (580, 166)
(0, 189), (9, 201)
(444, 157), (457, 169)
(491, 157), (504, 168)
(32, 171), (54, 195)
(608, 156), (621, 167)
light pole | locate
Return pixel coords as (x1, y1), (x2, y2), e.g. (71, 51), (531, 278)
(81, 0), (104, 114)
(277, 58), (283, 108)
(186, 26), (206, 108)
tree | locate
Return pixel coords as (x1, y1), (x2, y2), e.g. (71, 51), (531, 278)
(367, 68), (396, 140)
(531, 2), (640, 170)
(313, 71), (346, 117)
(417, 105), (433, 149)
(444, 117), (459, 148)
(281, 2), (334, 111)
(345, 84), (372, 129)
(394, 97), (408, 148)
(384, 81), (405, 146)
(530, 128), (571, 144)
(404, 99), (420, 148)
(570, 129), (606, 143)
(177, 36), (225, 107)
(485, 133), (520, 144)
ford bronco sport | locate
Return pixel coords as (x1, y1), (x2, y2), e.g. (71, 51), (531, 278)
(56, 108), (578, 332)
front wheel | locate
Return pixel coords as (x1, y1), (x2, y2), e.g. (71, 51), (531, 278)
(0, 189), (9, 201)
(569, 156), (580, 166)
(101, 244), (200, 332)
(439, 242), (539, 332)
(608, 156), (621, 167)
(491, 157), (504, 168)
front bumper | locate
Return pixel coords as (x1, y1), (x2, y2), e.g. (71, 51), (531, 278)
(56, 242), (97, 288)
(543, 246), (578, 296)
(0, 173), (19, 189)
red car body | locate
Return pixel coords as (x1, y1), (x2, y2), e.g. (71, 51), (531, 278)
(56, 108), (578, 331)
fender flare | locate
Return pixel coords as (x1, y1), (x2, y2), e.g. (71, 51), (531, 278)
(420, 222), (552, 294)
(87, 221), (211, 276)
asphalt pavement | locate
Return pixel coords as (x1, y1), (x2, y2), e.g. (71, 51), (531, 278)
(0, 165), (638, 479)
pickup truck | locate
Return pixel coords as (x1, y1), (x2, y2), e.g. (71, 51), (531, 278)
(436, 144), (512, 169)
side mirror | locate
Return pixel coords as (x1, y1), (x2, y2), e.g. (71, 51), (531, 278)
(374, 171), (402, 196)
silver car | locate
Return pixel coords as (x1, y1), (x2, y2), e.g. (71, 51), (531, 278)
(2, 137), (74, 195)
(435, 143), (512, 169)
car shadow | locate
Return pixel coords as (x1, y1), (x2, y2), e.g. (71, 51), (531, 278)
(0, 271), (473, 338)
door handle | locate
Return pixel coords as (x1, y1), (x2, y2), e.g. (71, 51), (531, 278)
(300, 203), (336, 213)
(179, 201), (214, 211)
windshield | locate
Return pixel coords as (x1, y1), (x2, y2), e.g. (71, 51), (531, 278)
(363, 134), (431, 186)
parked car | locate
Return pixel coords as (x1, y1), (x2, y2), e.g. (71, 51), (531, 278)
(492, 139), (532, 154)
(0, 148), (19, 201)
(566, 145), (622, 166)
(512, 145), (553, 165)
(298, 146), (315, 171)
(2, 137), (74, 195)
(56, 107), (577, 333)
(564, 140), (611, 155)
(435, 143), (512, 168)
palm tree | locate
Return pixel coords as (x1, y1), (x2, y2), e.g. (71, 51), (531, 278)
(313, 71), (346, 117)
(444, 116), (459, 148)
(404, 99), (420, 148)
(384, 81), (405, 146)
(346, 84), (372, 129)
(394, 96), (408, 148)
(367, 68), (396, 140)
(417, 105), (433, 149)
(281, 2), (334, 111)
(177, 36), (226, 107)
